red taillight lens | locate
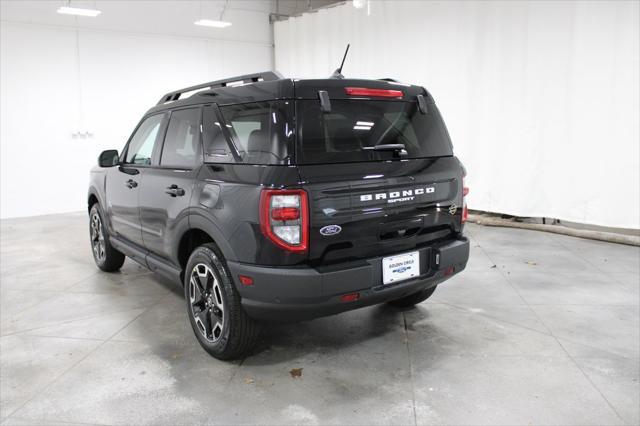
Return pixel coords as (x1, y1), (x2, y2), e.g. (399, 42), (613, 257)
(271, 207), (300, 221)
(461, 177), (469, 224)
(260, 189), (309, 253)
(340, 292), (360, 303)
(345, 87), (403, 98)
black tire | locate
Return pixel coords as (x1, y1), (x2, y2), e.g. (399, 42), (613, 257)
(387, 285), (437, 308)
(89, 204), (125, 272)
(184, 243), (260, 360)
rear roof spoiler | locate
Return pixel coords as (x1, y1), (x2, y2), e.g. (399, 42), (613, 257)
(156, 71), (283, 105)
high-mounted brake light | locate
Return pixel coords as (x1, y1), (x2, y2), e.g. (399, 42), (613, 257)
(260, 189), (309, 253)
(345, 87), (403, 98)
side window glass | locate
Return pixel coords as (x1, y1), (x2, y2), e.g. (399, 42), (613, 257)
(219, 102), (292, 165)
(125, 114), (165, 165)
(202, 106), (233, 162)
(160, 108), (201, 169)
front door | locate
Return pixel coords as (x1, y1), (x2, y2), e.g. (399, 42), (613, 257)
(139, 107), (201, 265)
(105, 112), (167, 247)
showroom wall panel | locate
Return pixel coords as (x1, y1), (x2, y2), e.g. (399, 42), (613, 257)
(275, 0), (640, 229)
(1, 8), (272, 218)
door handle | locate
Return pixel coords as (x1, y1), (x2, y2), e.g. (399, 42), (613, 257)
(125, 179), (138, 189)
(165, 184), (185, 197)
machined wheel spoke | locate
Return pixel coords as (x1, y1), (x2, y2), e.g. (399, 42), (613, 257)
(211, 313), (223, 339)
(190, 276), (205, 304)
(212, 282), (224, 312)
(194, 305), (212, 338)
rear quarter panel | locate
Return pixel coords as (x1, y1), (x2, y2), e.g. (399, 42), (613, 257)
(191, 163), (304, 265)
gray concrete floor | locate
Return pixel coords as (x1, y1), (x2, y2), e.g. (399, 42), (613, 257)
(0, 213), (638, 426)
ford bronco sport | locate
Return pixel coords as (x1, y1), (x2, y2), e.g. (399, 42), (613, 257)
(88, 71), (470, 360)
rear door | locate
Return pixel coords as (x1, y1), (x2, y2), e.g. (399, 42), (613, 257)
(295, 97), (464, 266)
(139, 107), (201, 265)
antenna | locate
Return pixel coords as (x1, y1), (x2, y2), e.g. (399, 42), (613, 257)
(330, 44), (350, 79)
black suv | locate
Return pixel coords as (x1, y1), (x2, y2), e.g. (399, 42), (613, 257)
(88, 71), (470, 359)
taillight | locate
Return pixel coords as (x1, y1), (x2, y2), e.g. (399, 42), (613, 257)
(345, 87), (403, 98)
(462, 176), (469, 224)
(260, 189), (309, 253)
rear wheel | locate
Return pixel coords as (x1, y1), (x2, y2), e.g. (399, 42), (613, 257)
(387, 285), (437, 308)
(89, 204), (125, 272)
(185, 243), (260, 360)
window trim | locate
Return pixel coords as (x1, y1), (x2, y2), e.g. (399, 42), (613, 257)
(201, 104), (242, 164)
(211, 103), (243, 162)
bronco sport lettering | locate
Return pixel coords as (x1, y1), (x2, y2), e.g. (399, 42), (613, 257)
(360, 186), (436, 203)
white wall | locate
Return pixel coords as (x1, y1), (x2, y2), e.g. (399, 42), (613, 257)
(275, 0), (640, 229)
(0, 1), (273, 218)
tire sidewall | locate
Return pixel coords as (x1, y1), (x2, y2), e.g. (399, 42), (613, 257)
(184, 245), (234, 357)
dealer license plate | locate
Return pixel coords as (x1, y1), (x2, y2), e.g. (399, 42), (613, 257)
(382, 251), (419, 285)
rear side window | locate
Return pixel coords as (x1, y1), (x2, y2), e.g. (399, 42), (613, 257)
(161, 108), (201, 169)
(125, 113), (165, 165)
(297, 100), (453, 164)
(218, 101), (293, 165)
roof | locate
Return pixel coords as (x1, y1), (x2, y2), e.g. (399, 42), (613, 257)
(145, 71), (431, 116)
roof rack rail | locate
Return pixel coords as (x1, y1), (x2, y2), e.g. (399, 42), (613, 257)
(156, 71), (283, 105)
(378, 78), (398, 82)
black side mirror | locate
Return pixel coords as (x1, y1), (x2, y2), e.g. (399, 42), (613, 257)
(98, 150), (119, 167)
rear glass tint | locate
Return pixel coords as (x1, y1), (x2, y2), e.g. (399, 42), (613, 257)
(297, 100), (453, 164)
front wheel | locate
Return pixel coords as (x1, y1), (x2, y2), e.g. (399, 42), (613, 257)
(387, 285), (437, 308)
(184, 243), (260, 360)
(89, 204), (125, 272)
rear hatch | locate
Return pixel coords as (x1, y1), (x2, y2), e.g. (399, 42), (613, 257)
(294, 80), (465, 266)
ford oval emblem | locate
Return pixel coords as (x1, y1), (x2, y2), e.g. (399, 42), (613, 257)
(320, 225), (342, 236)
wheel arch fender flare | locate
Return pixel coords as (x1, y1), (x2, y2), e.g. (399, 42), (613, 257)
(187, 213), (238, 263)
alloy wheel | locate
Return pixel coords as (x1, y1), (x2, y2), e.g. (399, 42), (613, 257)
(189, 263), (225, 342)
(90, 213), (106, 262)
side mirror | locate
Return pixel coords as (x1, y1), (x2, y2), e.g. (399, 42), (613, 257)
(98, 150), (119, 167)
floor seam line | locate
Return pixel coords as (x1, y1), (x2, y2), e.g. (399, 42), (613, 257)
(555, 238), (639, 287)
(403, 312), (418, 426)
(2, 295), (163, 422)
(476, 236), (628, 424)
(440, 302), (557, 338)
(0, 304), (157, 337)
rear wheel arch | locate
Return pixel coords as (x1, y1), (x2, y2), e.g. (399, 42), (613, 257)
(177, 228), (216, 277)
(187, 213), (238, 262)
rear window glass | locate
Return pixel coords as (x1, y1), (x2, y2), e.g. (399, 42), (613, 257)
(297, 100), (453, 164)
(218, 101), (294, 165)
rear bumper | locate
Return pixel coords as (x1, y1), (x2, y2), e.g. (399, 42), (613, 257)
(227, 237), (469, 322)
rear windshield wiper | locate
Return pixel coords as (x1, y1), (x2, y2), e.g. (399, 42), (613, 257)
(362, 144), (407, 156)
